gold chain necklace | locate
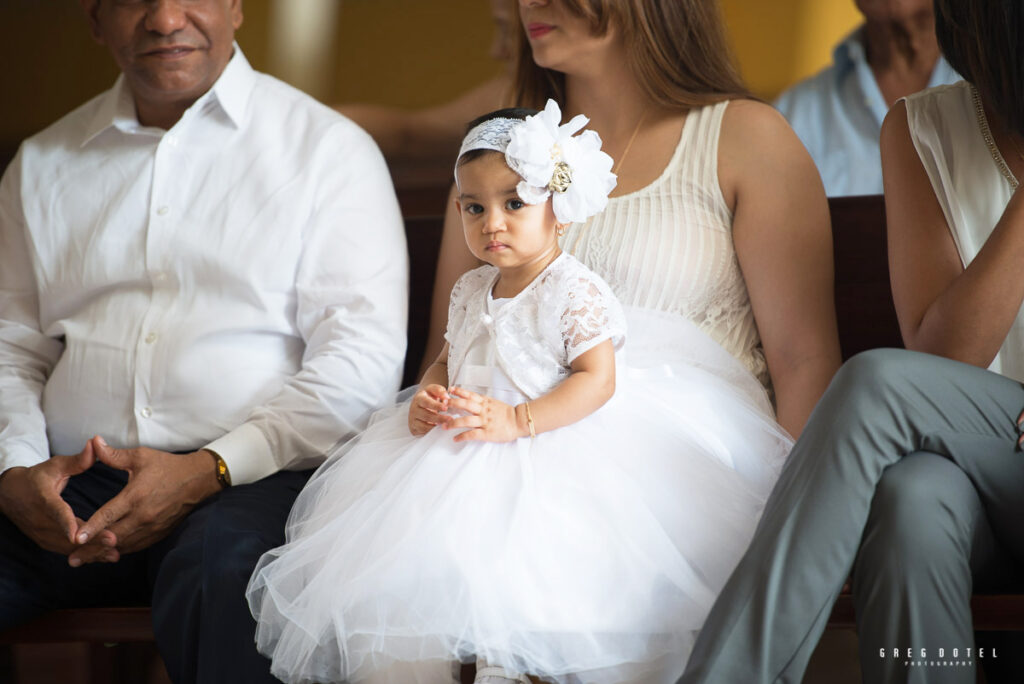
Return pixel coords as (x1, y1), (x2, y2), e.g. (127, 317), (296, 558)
(612, 109), (648, 176)
(971, 85), (1019, 190)
(568, 109), (648, 255)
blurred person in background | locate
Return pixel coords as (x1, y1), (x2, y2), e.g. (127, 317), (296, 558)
(775, 0), (959, 196)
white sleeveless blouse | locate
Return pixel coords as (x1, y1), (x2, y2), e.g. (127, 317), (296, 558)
(905, 81), (1024, 382)
(560, 101), (770, 388)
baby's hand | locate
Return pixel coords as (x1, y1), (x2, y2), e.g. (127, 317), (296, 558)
(408, 384), (450, 436)
(444, 387), (524, 443)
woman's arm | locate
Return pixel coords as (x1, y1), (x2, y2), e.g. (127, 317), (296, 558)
(419, 186), (483, 376)
(882, 100), (1024, 366)
(443, 340), (616, 442)
(721, 100), (842, 438)
(336, 76), (510, 161)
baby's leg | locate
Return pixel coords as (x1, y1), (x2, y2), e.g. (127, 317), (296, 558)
(357, 658), (460, 684)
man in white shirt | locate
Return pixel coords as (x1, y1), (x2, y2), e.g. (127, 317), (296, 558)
(0, 1), (407, 681)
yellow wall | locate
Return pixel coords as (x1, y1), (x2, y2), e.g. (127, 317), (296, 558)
(0, 1), (271, 144)
(0, 0), (862, 146)
(333, 0), (498, 107)
(723, 0), (863, 99)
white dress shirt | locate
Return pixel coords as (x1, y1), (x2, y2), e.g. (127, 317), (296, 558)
(0, 48), (409, 485)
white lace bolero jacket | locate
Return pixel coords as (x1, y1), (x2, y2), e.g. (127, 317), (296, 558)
(445, 254), (626, 400)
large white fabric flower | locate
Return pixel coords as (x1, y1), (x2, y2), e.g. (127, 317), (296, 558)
(505, 99), (617, 224)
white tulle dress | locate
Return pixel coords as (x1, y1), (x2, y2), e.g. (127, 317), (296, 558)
(247, 254), (792, 684)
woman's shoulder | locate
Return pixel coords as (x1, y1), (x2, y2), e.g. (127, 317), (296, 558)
(720, 98), (798, 151)
(904, 80), (970, 110)
(882, 82), (973, 158)
(899, 81), (973, 136)
(718, 98), (821, 208)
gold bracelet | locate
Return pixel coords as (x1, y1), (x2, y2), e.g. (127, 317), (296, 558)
(524, 402), (536, 438)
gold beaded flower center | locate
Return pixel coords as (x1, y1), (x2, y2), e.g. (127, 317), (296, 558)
(549, 161), (573, 193)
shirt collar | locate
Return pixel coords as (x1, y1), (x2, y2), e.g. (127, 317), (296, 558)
(928, 53), (961, 89)
(833, 24), (961, 87)
(832, 25), (868, 76)
(833, 25), (890, 125)
(81, 43), (254, 147)
(81, 74), (137, 146)
(208, 44), (255, 129)
(832, 25), (961, 125)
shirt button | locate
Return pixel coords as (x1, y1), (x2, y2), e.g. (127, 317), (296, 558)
(145, 332), (157, 344)
(140, 406), (153, 419)
(153, 272), (168, 282)
(480, 313), (494, 326)
(157, 206), (170, 216)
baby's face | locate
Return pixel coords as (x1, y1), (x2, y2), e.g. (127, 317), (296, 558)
(455, 152), (561, 271)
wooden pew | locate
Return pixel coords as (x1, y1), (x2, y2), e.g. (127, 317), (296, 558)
(2, 196), (1021, 678)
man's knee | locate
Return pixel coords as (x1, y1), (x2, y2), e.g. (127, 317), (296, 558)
(805, 349), (941, 449)
(151, 474), (306, 606)
(150, 502), (282, 684)
(158, 508), (278, 598)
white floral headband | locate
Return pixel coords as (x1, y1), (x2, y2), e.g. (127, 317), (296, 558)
(456, 99), (618, 224)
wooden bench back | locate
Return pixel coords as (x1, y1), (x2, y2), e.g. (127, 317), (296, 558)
(402, 194), (903, 386)
(829, 195), (903, 358)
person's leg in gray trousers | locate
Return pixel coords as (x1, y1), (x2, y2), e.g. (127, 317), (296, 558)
(679, 348), (1024, 684)
(853, 452), (1022, 682)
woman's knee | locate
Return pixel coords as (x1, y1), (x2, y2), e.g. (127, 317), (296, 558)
(807, 349), (942, 439)
(827, 349), (921, 403)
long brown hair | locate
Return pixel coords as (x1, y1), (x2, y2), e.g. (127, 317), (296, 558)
(512, 0), (750, 111)
(934, 0), (1024, 136)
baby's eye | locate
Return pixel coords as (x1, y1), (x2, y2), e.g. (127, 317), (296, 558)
(464, 203), (484, 215)
(506, 198), (525, 210)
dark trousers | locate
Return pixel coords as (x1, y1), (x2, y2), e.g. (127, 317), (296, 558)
(0, 462), (311, 684)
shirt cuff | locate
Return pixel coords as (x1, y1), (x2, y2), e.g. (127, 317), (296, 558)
(203, 423), (278, 486)
(1, 447), (48, 475)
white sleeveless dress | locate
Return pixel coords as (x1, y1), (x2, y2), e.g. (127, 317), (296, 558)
(246, 103), (792, 684)
(904, 81), (1024, 381)
(561, 100), (770, 390)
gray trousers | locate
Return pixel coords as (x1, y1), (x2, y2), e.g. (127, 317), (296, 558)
(679, 349), (1024, 684)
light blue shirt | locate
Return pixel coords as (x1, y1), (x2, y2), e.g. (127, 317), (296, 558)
(775, 27), (960, 197)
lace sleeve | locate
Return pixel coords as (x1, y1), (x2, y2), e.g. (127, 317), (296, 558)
(559, 274), (626, 364)
(444, 277), (467, 346)
(445, 266), (492, 345)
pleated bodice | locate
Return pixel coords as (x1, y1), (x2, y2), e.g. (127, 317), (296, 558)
(560, 100), (769, 388)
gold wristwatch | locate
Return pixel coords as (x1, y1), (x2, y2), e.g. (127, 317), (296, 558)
(207, 449), (232, 488)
